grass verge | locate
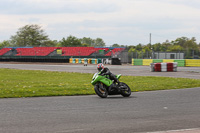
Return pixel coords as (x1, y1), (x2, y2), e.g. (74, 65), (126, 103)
(0, 68), (200, 98)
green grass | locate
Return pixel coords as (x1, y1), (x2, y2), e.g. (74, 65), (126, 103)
(0, 68), (200, 98)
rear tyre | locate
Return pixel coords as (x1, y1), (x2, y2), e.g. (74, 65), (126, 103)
(94, 84), (108, 98)
(120, 82), (131, 97)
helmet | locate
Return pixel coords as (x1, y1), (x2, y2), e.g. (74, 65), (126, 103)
(97, 63), (104, 72)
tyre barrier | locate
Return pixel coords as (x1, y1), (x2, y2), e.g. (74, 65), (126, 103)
(69, 58), (102, 64)
(150, 62), (178, 72)
(69, 58), (121, 65)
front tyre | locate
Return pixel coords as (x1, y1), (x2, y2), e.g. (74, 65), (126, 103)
(94, 84), (108, 98)
(120, 82), (131, 97)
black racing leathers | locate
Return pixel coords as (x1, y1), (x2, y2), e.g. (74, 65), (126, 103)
(100, 67), (120, 92)
(100, 68), (119, 83)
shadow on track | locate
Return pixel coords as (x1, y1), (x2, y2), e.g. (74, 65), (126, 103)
(94, 95), (137, 99)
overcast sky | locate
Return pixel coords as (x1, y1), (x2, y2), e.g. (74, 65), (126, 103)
(0, 0), (200, 46)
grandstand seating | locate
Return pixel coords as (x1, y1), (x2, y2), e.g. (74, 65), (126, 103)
(61, 47), (109, 56)
(0, 48), (12, 55)
(33, 47), (57, 56)
(105, 48), (125, 56)
(16, 47), (57, 56)
(1, 47), (124, 57)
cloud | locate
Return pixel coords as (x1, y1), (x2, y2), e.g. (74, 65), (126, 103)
(0, 0), (200, 45)
(0, 0), (119, 14)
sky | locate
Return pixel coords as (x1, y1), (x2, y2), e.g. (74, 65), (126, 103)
(0, 0), (200, 46)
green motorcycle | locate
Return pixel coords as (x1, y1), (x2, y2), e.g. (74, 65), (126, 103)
(91, 72), (131, 98)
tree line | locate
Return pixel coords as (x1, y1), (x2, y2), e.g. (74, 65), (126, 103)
(128, 37), (200, 58)
(0, 24), (106, 48)
(0, 24), (200, 57)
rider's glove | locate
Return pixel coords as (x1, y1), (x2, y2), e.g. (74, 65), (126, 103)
(101, 73), (105, 76)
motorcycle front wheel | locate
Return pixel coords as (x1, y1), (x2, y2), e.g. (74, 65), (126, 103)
(120, 82), (131, 97)
(94, 83), (108, 98)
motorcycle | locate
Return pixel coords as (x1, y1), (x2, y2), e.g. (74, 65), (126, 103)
(91, 72), (131, 98)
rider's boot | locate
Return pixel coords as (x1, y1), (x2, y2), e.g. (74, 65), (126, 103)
(116, 80), (127, 91)
(109, 83), (120, 92)
(114, 80), (121, 92)
(108, 84), (115, 92)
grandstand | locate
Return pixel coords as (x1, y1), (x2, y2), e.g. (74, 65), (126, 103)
(16, 47), (57, 56)
(0, 48), (12, 56)
(61, 47), (109, 56)
(105, 48), (125, 56)
(0, 47), (125, 63)
(0, 47), (124, 57)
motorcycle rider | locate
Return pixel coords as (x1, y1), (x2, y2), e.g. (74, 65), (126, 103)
(97, 63), (121, 91)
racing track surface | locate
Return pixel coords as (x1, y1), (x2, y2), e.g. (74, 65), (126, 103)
(0, 63), (200, 133)
(0, 63), (200, 79)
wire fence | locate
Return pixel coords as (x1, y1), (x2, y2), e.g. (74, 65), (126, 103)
(1, 47), (200, 64)
(115, 50), (200, 64)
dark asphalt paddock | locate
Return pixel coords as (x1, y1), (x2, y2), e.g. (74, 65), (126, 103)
(0, 63), (200, 133)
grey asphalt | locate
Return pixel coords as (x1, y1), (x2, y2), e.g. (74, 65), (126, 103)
(0, 63), (200, 133)
(0, 63), (200, 79)
(0, 88), (200, 133)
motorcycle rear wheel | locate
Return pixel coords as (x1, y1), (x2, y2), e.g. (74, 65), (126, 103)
(94, 84), (108, 98)
(120, 82), (131, 97)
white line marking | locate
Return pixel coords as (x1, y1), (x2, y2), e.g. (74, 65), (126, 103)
(146, 128), (200, 133)
(56, 128), (86, 133)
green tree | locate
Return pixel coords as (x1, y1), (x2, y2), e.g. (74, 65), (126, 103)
(135, 44), (142, 51)
(152, 43), (162, 51)
(184, 39), (198, 50)
(162, 40), (172, 52)
(128, 44), (147, 59)
(60, 35), (81, 47)
(10, 24), (49, 47)
(0, 40), (11, 48)
(198, 43), (200, 51)
(168, 45), (184, 52)
(128, 47), (136, 53)
(112, 43), (120, 47)
(42, 40), (58, 47)
(143, 45), (151, 53)
(172, 37), (189, 46)
(93, 38), (105, 47)
(80, 37), (94, 46)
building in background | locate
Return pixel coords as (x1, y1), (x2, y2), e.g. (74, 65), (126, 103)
(154, 52), (184, 59)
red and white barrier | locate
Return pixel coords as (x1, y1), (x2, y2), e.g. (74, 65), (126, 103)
(150, 62), (177, 72)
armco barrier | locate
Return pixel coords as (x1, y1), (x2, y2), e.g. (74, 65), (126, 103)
(133, 59), (143, 66)
(153, 59), (163, 63)
(132, 59), (134, 65)
(174, 59), (185, 67)
(132, 59), (200, 67)
(163, 59), (185, 67)
(143, 59), (153, 66)
(163, 59), (174, 63)
(185, 59), (200, 67)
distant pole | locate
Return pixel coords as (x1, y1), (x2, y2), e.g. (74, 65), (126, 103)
(150, 33), (152, 59)
(149, 33), (151, 46)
